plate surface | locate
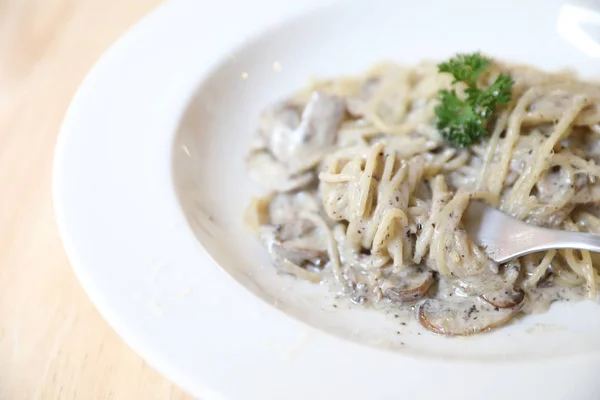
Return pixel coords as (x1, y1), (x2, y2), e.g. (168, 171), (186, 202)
(54, 0), (600, 398)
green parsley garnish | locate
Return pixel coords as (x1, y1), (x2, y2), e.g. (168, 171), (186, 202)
(435, 52), (514, 148)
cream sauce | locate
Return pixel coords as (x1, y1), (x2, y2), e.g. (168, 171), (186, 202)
(245, 59), (600, 336)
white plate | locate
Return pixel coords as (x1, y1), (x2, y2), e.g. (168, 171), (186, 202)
(54, 0), (600, 398)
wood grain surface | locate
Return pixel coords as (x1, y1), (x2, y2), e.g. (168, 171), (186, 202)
(0, 0), (190, 398)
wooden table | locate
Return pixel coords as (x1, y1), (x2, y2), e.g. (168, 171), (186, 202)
(0, 0), (190, 398)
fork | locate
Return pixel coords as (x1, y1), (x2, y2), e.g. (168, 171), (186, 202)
(463, 201), (600, 263)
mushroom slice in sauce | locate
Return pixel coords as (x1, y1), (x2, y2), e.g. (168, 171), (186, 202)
(382, 268), (434, 303)
(479, 261), (525, 308)
(458, 261), (524, 309)
(418, 297), (521, 336)
(258, 104), (302, 144)
(259, 218), (328, 283)
(268, 92), (345, 173)
(267, 192), (322, 225)
(246, 150), (315, 192)
(345, 78), (380, 117)
(277, 219), (328, 265)
(481, 289), (525, 309)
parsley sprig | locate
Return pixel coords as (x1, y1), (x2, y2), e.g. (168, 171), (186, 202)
(435, 52), (513, 148)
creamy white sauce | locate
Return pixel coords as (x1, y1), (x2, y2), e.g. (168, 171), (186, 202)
(245, 60), (600, 336)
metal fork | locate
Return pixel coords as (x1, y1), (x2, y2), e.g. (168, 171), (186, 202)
(463, 202), (600, 263)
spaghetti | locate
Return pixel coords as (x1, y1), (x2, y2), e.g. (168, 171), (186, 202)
(245, 59), (600, 335)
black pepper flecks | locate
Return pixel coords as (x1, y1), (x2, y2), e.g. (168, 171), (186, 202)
(466, 304), (479, 318)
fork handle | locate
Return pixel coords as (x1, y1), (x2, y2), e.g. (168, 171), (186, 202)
(493, 227), (600, 263)
(548, 230), (600, 254)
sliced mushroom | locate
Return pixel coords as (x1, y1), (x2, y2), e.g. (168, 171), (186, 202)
(418, 297), (521, 336)
(268, 92), (344, 173)
(345, 78), (380, 117)
(382, 268), (434, 303)
(277, 220), (328, 265)
(246, 150), (315, 192)
(258, 104), (302, 143)
(481, 289), (525, 309)
(247, 92), (344, 192)
(268, 192), (321, 225)
(259, 218), (328, 283)
(480, 262), (525, 309)
(460, 261), (525, 309)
